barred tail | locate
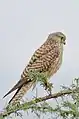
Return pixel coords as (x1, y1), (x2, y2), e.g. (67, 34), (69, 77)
(9, 81), (34, 104)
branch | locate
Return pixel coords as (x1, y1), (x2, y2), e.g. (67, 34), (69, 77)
(0, 87), (78, 118)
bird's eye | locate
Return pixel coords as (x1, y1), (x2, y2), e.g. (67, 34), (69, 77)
(61, 36), (64, 40)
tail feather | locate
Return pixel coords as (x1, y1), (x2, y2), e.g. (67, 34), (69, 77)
(9, 87), (22, 104)
(8, 81), (34, 104)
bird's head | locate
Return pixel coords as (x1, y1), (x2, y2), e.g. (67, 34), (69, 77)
(48, 32), (66, 45)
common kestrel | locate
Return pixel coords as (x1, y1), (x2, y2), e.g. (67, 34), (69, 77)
(3, 32), (66, 104)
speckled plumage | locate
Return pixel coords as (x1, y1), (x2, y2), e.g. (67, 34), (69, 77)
(3, 32), (66, 104)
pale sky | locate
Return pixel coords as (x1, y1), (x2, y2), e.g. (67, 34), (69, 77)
(0, 0), (79, 119)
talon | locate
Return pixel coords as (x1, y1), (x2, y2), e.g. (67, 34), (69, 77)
(44, 82), (48, 90)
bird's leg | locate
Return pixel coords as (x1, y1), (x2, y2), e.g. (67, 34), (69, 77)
(44, 80), (48, 90)
(44, 81), (53, 95)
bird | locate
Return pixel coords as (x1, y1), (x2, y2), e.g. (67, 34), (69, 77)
(3, 32), (66, 105)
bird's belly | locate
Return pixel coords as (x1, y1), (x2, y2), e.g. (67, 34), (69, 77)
(47, 57), (62, 78)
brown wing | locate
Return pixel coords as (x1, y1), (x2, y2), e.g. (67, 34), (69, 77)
(21, 39), (57, 78)
(27, 46), (60, 73)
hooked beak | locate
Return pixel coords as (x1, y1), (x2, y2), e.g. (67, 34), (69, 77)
(61, 39), (66, 45)
(63, 40), (66, 45)
(62, 37), (66, 45)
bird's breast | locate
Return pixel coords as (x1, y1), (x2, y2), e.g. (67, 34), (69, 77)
(47, 45), (63, 78)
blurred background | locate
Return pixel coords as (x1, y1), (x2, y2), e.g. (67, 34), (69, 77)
(0, 0), (79, 118)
